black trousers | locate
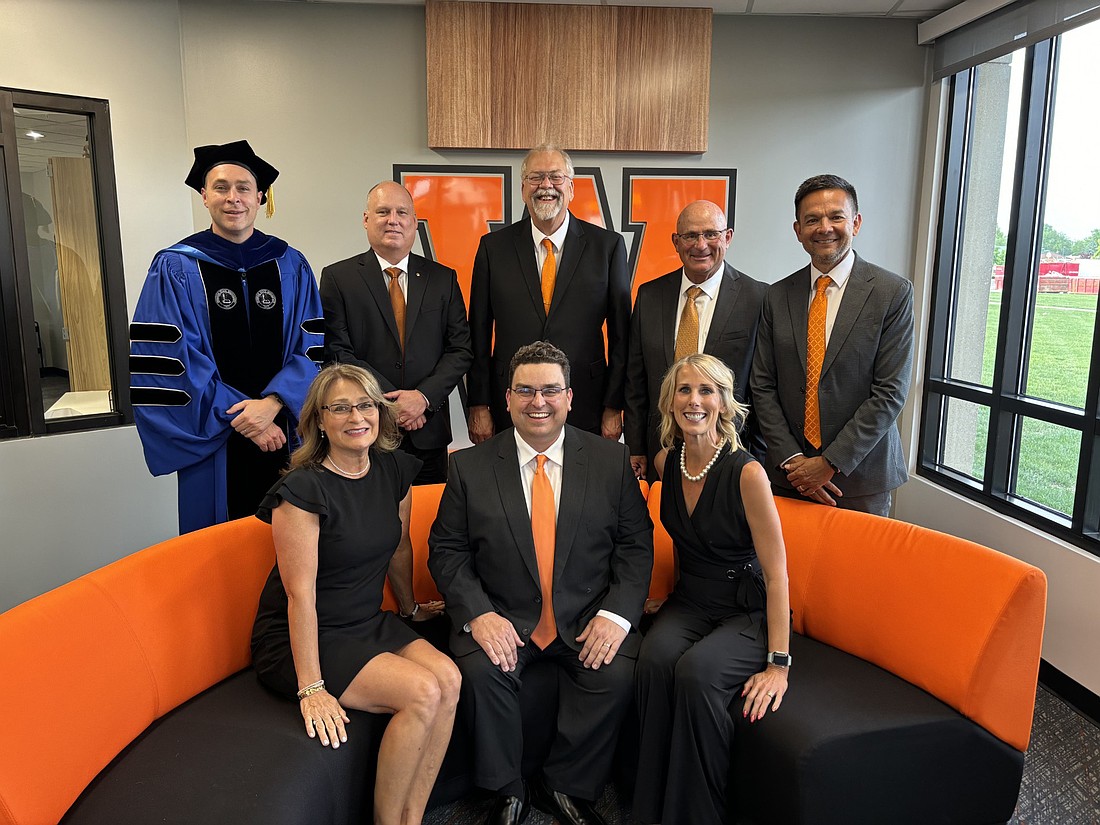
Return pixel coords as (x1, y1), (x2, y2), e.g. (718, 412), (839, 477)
(397, 441), (448, 485)
(456, 634), (634, 800)
(634, 593), (766, 825)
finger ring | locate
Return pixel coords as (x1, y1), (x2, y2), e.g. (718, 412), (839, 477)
(603, 642), (612, 647)
(767, 692), (776, 697)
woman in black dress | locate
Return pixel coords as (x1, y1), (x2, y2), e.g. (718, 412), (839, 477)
(633, 353), (791, 825)
(251, 364), (459, 825)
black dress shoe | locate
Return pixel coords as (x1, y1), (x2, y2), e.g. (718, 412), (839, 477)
(531, 777), (607, 825)
(484, 785), (530, 825)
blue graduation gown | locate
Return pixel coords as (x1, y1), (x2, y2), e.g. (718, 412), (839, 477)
(129, 229), (324, 533)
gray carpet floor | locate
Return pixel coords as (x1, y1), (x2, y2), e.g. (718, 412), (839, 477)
(424, 684), (1100, 825)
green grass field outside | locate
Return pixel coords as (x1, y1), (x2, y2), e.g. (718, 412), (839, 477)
(966, 291), (1096, 515)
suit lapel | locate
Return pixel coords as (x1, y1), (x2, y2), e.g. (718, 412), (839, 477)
(404, 254), (427, 338)
(783, 266), (812, 371)
(493, 437), (543, 588)
(510, 219), (547, 320)
(659, 272), (682, 368)
(822, 255), (873, 377)
(549, 214), (586, 322)
(703, 264), (742, 352)
(553, 427), (586, 578)
(357, 254), (401, 346)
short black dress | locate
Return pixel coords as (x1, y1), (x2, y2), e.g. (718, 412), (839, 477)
(251, 449), (422, 698)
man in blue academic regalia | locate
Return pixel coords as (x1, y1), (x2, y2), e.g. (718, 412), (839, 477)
(129, 140), (323, 533)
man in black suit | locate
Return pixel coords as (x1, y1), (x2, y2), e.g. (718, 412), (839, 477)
(751, 174), (914, 516)
(319, 180), (472, 483)
(624, 200), (766, 481)
(429, 341), (652, 825)
(467, 144), (631, 444)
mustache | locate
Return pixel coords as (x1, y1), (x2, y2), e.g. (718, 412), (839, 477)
(533, 187), (561, 200)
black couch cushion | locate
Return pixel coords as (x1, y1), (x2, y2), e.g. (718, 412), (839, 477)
(729, 633), (1024, 825)
(62, 670), (385, 825)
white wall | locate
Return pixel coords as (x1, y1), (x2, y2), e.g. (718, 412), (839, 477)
(0, 0), (190, 610)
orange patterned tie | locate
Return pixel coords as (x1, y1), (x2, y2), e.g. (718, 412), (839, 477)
(674, 286), (704, 362)
(540, 238), (557, 314)
(385, 267), (406, 352)
(804, 275), (832, 449)
(530, 454), (557, 649)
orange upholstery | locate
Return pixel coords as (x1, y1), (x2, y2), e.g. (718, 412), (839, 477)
(774, 497), (1046, 752)
(647, 482), (675, 601)
(0, 517), (275, 825)
(382, 483), (446, 611)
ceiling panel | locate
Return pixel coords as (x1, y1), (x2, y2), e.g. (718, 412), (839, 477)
(288, 0), (963, 21)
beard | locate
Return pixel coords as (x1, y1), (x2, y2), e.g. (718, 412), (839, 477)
(529, 187), (564, 222)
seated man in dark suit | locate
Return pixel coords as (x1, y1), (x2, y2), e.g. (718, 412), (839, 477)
(429, 341), (653, 825)
(624, 199), (766, 482)
(319, 180), (472, 483)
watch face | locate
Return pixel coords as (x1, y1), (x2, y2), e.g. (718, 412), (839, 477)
(769, 652), (791, 667)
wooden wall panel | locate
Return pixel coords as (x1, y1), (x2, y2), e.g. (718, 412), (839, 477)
(48, 156), (112, 393)
(426, 1), (710, 152)
(426, 2), (493, 147)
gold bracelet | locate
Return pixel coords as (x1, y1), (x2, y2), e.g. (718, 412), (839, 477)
(297, 679), (325, 699)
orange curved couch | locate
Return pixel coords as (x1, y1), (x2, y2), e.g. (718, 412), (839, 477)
(0, 483), (1045, 825)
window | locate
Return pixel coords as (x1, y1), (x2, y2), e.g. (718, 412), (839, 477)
(921, 18), (1100, 552)
(0, 89), (129, 438)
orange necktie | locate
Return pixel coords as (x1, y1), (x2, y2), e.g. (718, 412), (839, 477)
(540, 238), (556, 314)
(804, 275), (832, 449)
(385, 267), (406, 352)
(530, 454), (557, 649)
(674, 285), (704, 362)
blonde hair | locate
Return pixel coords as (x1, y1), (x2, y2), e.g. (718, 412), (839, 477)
(656, 353), (747, 451)
(290, 364), (401, 470)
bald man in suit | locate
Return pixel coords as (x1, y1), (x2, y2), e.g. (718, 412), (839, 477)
(751, 174), (914, 517)
(320, 180), (471, 483)
(624, 200), (766, 482)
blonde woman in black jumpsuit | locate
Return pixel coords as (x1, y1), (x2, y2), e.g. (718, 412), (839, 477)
(634, 353), (791, 825)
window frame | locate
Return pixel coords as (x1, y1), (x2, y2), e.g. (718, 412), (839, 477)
(0, 87), (131, 439)
(919, 33), (1100, 554)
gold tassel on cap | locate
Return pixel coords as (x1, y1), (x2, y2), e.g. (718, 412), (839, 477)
(265, 185), (275, 219)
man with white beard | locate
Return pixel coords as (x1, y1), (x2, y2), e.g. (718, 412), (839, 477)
(467, 144), (631, 444)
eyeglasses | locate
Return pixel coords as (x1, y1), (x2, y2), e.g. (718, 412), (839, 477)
(523, 172), (571, 186)
(674, 230), (728, 244)
(322, 401), (377, 416)
(510, 385), (567, 399)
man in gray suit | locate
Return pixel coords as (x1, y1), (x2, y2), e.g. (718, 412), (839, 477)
(624, 200), (765, 481)
(750, 174), (914, 517)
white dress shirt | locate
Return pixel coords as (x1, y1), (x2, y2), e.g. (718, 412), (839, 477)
(513, 428), (632, 633)
(373, 251), (411, 299)
(673, 266), (724, 351)
(531, 212), (571, 283)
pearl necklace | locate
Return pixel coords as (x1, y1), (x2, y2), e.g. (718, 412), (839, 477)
(680, 438), (726, 483)
(325, 455), (370, 478)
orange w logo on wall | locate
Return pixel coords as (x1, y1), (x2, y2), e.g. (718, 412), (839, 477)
(396, 166), (510, 305)
(623, 170), (734, 301)
(394, 165), (734, 307)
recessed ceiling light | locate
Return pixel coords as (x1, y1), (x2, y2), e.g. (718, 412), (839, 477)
(26, 131), (44, 140)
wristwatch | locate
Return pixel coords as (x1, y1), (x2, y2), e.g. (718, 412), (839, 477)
(767, 651), (792, 668)
(400, 603), (420, 619)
